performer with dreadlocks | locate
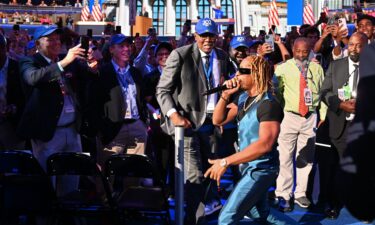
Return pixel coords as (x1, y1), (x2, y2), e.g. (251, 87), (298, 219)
(204, 55), (297, 224)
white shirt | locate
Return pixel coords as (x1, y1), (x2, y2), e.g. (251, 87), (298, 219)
(346, 58), (359, 121)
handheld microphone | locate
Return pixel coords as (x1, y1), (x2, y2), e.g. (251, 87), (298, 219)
(202, 85), (229, 95)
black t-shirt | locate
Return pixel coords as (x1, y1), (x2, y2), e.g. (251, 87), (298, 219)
(234, 94), (284, 123)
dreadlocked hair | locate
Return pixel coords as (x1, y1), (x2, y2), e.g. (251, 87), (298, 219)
(241, 55), (274, 95)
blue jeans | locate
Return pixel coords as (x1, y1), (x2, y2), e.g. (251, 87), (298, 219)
(219, 167), (298, 225)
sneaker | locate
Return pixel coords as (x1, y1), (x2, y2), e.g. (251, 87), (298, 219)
(294, 196), (311, 208)
(204, 200), (223, 216)
(278, 197), (293, 212)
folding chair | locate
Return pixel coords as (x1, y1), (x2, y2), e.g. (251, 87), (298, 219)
(0, 150), (56, 225)
(105, 154), (171, 224)
(46, 152), (119, 225)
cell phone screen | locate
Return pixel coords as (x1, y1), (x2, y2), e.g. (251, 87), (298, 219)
(265, 35), (274, 51)
(80, 36), (90, 58)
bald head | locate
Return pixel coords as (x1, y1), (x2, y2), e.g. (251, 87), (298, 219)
(293, 37), (311, 62)
(350, 32), (368, 44)
(348, 32), (368, 62)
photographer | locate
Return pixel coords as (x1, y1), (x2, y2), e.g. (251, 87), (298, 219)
(18, 25), (98, 194)
(177, 20), (191, 47)
(133, 27), (158, 77)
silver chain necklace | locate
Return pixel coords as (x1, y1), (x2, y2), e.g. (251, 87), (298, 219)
(243, 94), (263, 112)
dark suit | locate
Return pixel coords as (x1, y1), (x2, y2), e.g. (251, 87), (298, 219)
(321, 57), (351, 149)
(18, 53), (92, 142)
(0, 58), (25, 150)
(156, 43), (231, 224)
(320, 56), (352, 211)
(91, 62), (148, 158)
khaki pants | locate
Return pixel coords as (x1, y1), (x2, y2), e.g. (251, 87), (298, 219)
(97, 119), (148, 167)
(275, 111), (317, 200)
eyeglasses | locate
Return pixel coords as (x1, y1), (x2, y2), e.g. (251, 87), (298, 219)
(198, 33), (217, 40)
(238, 68), (251, 75)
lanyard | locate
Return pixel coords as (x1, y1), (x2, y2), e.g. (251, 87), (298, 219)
(294, 60), (310, 87)
(117, 71), (131, 93)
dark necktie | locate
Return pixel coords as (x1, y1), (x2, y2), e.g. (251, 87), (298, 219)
(353, 64), (359, 94)
(204, 55), (210, 72)
(203, 55), (213, 89)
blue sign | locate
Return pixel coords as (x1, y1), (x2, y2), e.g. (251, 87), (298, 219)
(287, 0), (303, 25)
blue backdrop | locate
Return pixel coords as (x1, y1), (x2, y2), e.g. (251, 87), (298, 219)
(287, 0), (303, 25)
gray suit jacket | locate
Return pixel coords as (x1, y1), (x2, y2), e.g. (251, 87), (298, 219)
(320, 57), (351, 139)
(156, 43), (230, 135)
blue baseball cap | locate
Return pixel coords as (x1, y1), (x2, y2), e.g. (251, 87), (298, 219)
(195, 18), (218, 35)
(230, 35), (249, 49)
(109, 34), (132, 46)
(33, 25), (60, 40)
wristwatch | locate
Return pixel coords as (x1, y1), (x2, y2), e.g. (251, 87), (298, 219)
(220, 158), (228, 168)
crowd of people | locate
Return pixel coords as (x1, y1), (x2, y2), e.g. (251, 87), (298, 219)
(0, 11), (374, 225)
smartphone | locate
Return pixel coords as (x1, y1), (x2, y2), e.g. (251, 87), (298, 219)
(86, 29), (93, 38)
(338, 18), (348, 37)
(115, 26), (121, 34)
(148, 27), (156, 36)
(315, 53), (323, 64)
(243, 26), (250, 35)
(265, 34), (274, 51)
(80, 35), (90, 58)
(135, 32), (140, 37)
(259, 30), (266, 36)
(327, 17), (336, 25)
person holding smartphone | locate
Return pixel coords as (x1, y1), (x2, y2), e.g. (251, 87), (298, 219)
(18, 25), (99, 195)
(133, 28), (158, 76)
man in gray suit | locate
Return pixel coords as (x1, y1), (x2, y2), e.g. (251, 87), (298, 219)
(156, 18), (231, 224)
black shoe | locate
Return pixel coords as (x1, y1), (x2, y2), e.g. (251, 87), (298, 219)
(325, 208), (340, 220)
(278, 197), (293, 212)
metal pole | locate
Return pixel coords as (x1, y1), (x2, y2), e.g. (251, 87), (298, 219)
(174, 126), (184, 225)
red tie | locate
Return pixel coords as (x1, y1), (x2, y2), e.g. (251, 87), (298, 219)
(299, 73), (309, 117)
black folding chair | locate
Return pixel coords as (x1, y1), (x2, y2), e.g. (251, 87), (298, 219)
(47, 152), (119, 225)
(0, 150), (56, 225)
(105, 154), (171, 224)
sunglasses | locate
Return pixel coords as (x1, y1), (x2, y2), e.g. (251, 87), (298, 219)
(238, 68), (251, 75)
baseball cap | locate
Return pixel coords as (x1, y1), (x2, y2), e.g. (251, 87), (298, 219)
(230, 35), (249, 49)
(109, 34), (132, 46)
(33, 25), (60, 40)
(195, 18), (218, 35)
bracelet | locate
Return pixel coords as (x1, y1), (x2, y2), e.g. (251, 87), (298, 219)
(221, 96), (229, 103)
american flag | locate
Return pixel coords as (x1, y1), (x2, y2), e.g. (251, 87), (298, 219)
(92, 2), (103, 22)
(303, 1), (315, 25)
(268, 0), (280, 28)
(322, 0), (329, 17)
(81, 5), (90, 21)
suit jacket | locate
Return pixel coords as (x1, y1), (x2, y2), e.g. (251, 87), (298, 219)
(91, 62), (148, 145)
(5, 58), (25, 127)
(156, 43), (231, 135)
(144, 68), (161, 109)
(17, 53), (93, 141)
(320, 57), (351, 139)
